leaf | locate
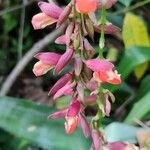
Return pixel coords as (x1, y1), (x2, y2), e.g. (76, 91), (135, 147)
(118, 46), (150, 79)
(122, 13), (150, 79)
(124, 91), (150, 124)
(123, 76), (150, 123)
(0, 97), (90, 150)
(119, 0), (133, 7)
(104, 122), (140, 143)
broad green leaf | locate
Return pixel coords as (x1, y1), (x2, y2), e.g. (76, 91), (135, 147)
(0, 97), (90, 150)
(124, 76), (150, 123)
(124, 91), (150, 124)
(122, 13), (150, 79)
(105, 122), (140, 143)
(118, 46), (150, 79)
(134, 75), (150, 101)
(119, 0), (133, 6)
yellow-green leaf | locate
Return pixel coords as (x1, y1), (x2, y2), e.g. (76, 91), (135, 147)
(122, 13), (150, 79)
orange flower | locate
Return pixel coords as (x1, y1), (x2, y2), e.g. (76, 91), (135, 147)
(86, 59), (121, 85)
(75, 0), (97, 14)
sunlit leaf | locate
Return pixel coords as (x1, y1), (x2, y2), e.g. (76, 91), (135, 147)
(122, 13), (150, 79)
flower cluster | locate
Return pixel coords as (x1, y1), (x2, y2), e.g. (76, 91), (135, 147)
(31, 0), (138, 150)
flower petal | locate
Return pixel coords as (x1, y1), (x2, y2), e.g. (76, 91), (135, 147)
(31, 13), (57, 30)
(92, 130), (102, 150)
(49, 73), (72, 96)
(33, 61), (54, 76)
(67, 100), (81, 117)
(79, 113), (91, 137)
(38, 1), (63, 19)
(34, 52), (61, 65)
(86, 59), (114, 72)
(55, 34), (66, 45)
(56, 3), (72, 28)
(48, 109), (68, 119)
(53, 82), (73, 99)
(65, 116), (78, 134)
(76, 0), (97, 13)
(55, 48), (74, 73)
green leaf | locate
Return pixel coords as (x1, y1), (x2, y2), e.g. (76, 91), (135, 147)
(118, 46), (150, 79)
(105, 122), (140, 143)
(119, 0), (133, 6)
(122, 13), (150, 79)
(124, 75), (150, 123)
(134, 75), (150, 101)
(124, 91), (150, 124)
(0, 97), (90, 150)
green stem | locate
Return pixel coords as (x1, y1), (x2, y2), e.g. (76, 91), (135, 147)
(99, 6), (106, 58)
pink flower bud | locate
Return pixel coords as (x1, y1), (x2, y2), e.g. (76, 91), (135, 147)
(79, 113), (91, 137)
(53, 82), (73, 99)
(65, 22), (75, 46)
(67, 100), (81, 117)
(31, 13), (57, 30)
(38, 1), (63, 19)
(49, 73), (72, 96)
(97, 0), (118, 9)
(65, 100), (81, 134)
(33, 61), (54, 76)
(48, 108), (68, 119)
(74, 57), (82, 76)
(91, 130), (102, 150)
(55, 48), (74, 73)
(76, 0), (97, 14)
(56, 3), (72, 28)
(104, 98), (111, 116)
(34, 52), (61, 65)
(85, 16), (94, 40)
(55, 35), (66, 45)
(83, 38), (96, 56)
(94, 24), (120, 34)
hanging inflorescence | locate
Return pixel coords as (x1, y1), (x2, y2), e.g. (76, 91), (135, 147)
(31, 0), (139, 149)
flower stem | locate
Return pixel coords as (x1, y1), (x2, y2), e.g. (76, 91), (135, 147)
(99, 6), (106, 58)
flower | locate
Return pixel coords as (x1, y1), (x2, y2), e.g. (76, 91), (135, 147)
(75, 0), (97, 14)
(48, 100), (81, 134)
(86, 59), (121, 85)
(33, 52), (61, 76)
(31, 1), (63, 29)
(65, 100), (81, 134)
(91, 129), (102, 150)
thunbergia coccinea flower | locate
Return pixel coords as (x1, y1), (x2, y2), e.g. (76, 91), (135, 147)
(86, 59), (121, 84)
(75, 0), (97, 13)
